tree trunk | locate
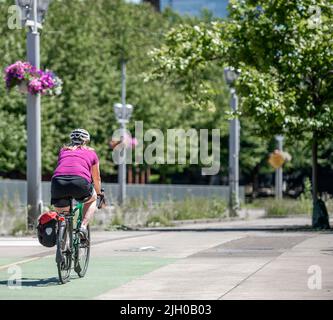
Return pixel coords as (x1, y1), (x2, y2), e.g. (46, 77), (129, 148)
(312, 134), (330, 229)
(252, 163), (260, 199)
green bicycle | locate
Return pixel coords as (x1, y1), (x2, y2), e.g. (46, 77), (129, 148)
(56, 199), (90, 284)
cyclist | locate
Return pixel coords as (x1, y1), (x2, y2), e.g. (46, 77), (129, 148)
(51, 128), (102, 239)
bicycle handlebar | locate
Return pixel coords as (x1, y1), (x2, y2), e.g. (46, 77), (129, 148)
(97, 188), (106, 209)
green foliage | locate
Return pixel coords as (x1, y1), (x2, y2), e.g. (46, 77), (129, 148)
(3, 0), (332, 188)
(146, 197), (227, 226)
(0, 196), (27, 235)
(110, 212), (125, 228)
(149, 0), (333, 211)
(0, 0), (193, 177)
(146, 214), (173, 227)
(0, 0), (241, 180)
(150, 0), (333, 140)
(10, 218), (26, 236)
(300, 177), (312, 201)
(249, 198), (312, 216)
(106, 197), (227, 227)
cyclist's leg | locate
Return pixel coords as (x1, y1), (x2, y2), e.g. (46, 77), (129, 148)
(82, 189), (97, 228)
(54, 206), (70, 214)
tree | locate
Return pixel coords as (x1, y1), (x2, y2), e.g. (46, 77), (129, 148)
(2, 0), (235, 184)
(0, 0), (187, 179)
(149, 0), (333, 228)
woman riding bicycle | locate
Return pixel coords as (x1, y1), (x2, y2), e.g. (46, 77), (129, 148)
(51, 128), (101, 239)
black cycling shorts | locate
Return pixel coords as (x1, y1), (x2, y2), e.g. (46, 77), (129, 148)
(51, 175), (94, 207)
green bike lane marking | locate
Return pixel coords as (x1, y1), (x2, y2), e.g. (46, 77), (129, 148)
(0, 259), (21, 268)
(0, 256), (175, 299)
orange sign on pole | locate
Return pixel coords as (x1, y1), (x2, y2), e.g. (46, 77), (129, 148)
(268, 150), (286, 169)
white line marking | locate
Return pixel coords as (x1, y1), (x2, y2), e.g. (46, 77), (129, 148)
(0, 240), (40, 247)
(0, 257), (41, 271)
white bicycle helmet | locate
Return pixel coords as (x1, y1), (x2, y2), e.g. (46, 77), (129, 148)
(70, 128), (90, 145)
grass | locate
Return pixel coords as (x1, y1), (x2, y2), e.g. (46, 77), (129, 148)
(245, 197), (333, 217)
(246, 198), (311, 217)
(0, 194), (28, 236)
(109, 197), (228, 228)
(146, 214), (174, 227)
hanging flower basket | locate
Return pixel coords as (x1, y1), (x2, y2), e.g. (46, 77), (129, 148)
(18, 80), (29, 94)
(4, 61), (62, 96)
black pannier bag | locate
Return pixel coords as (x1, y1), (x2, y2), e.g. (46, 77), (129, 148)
(37, 211), (58, 247)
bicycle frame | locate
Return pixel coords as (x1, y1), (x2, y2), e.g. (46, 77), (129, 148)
(72, 201), (84, 250)
(56, 201), (83, 259)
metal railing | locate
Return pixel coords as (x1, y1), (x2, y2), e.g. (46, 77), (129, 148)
(0, 179), (245, 205)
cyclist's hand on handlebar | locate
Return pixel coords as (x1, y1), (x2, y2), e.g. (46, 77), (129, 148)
(97, 188), (106, 209)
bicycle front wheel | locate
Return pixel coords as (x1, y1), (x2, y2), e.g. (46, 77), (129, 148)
(56, 220), (72, 284)
(74, 225), (90, 278)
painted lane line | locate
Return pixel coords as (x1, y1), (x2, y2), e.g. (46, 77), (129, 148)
(0, 257), (41, 271)
(0, 232), (161, 271)
(0, 240), (40, 247)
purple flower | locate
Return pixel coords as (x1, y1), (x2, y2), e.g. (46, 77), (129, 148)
(28, 78), (43, 95)
(40, 72), (55, 89)
(4, 61), (32, 89)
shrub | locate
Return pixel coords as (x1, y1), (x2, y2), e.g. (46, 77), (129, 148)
(108, 197), (228, 228)
(146, 214), (173, 227)
(249, 198), (312, 217)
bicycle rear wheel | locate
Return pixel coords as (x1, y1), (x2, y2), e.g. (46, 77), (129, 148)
(56, 220), (72, 284)
(74, 225), (90, 278)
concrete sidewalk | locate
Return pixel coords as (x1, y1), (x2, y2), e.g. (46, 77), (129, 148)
(221, 234), (333, 299)
(97, 231), (333, 300)
(96, 216), (333, 300)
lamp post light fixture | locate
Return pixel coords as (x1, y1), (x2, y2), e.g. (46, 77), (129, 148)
(224, 66), (241, 217)
(113, 103), (133, 205)
(16, 0), (52, 230)
(113, 103), (134, 124)
(224, 67), (240, 86)
(16, 0), (52, 29)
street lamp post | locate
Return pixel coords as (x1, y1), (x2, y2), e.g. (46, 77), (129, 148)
(113, 61), (133, 205)
(16, 0), (52, 230)
(224, 67), (240, 217)
(275, 135), (284, 199)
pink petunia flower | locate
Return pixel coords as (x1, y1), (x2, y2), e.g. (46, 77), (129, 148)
(28, 78), (43, 94)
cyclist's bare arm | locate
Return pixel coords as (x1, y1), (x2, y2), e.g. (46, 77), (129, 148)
(91, 163), (101, 194)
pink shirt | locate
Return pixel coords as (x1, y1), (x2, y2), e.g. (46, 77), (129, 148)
(53, 147), (99, 183)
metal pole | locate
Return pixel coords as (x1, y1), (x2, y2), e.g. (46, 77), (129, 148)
(118, 60), (127, 205)
(27, 0), (42, 230)
(275, 135), (284, 199)
(229, 88), (240, 216)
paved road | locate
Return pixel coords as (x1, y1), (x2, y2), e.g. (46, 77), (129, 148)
(0, 216), (332, 300)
